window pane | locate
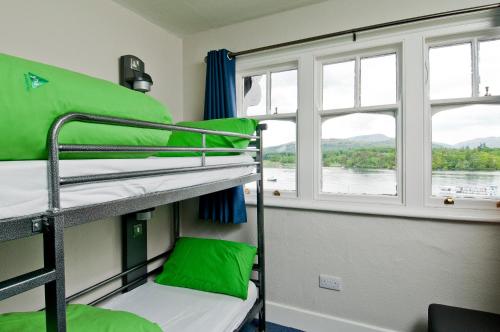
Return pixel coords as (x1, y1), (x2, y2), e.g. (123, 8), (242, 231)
(432, 104), (500, 199)
(479, 39), (500, 97)
(360, 54), (397, 106)
(322, 60), (355, 110)
(245, 120), (296, 193)
(321, 113), (397, 195)
(429, 43), (472, 99)
(243, 74), (266, 116)
(271, 69), (297, 114)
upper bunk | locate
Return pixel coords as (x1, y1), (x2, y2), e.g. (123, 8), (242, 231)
(0, 112), (265, 243)
(0, 53), (265, 243)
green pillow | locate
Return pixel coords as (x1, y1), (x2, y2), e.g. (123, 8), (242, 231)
(155, 118), (258, 157)
(155, 237), (257, 299)
(0, 53), (172, 161)
(0, 304), (162, 332)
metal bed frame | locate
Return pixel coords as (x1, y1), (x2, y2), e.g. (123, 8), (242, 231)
(0, 112), (267, 332)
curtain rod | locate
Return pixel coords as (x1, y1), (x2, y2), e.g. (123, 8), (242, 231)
(208, 3), (500, 61)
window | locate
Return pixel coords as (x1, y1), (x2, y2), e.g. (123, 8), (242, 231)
(479, 39), (500, 96)
(360, 54), (397, 106)
(240, 66), (298, 195)
(323, 60), (355, 109)
(236, 20), (500, 220)
(244, 75), (266, 116)
(319, 52), (399, 197)
(429, 43), (472, 99)
(428, 38), (500, 202)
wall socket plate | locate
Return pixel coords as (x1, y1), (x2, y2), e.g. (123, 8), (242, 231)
(319, 274), (342, 291)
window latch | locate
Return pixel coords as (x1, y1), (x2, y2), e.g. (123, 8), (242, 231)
(444, 197), (455, 205)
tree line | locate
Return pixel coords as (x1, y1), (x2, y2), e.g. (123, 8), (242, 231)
(263, 146), (500, 171)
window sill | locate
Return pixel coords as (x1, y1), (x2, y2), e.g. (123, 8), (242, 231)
(245, 196), (500, 223)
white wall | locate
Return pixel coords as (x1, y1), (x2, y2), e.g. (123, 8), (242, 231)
(0, 0), (183, 120)
(182, 1), (500, 331)
(0, 0), (180, 312)
(183, 0), (495, 121)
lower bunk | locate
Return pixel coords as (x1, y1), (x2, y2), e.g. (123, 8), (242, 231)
(0, 236), (264, 332)
(0, 281), (259, 332)
(101, 281), (259, 332)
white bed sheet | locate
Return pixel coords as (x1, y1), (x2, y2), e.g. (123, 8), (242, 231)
(0, 155), (255, 220)
(101, 282), (258, 332)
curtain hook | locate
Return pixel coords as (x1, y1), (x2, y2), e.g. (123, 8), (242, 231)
(353, 32), (357, 42)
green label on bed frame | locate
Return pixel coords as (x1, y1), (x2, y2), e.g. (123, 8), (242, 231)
(24, 72), (49, 90)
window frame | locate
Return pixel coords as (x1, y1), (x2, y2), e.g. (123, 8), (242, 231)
(236, 13), (500, 222)
(236, 60), (299, 198)
(313, 45), (404, 205)
(424, 33), (500, 211)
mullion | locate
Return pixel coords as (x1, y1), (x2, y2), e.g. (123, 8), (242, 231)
(355, 56), (361, 108)
(472, 38), (480, 98)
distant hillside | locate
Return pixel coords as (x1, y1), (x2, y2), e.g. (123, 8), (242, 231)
(322, 134), (394, 151)
(264, 134), (500, 153)
(264, 142), (296, 154)
(454, 137), (500, 149)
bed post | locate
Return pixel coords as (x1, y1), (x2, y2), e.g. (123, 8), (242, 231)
(173, 202), (180, 244)
(256, 123), (266, 332)
(45, 118), (66, 332)
(44, 214), (66, 332)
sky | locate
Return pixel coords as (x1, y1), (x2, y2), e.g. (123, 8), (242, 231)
(432, 105), (500, 145)
(244, 40), (500, 148)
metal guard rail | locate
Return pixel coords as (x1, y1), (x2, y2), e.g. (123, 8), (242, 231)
(47, 112), (266, 211)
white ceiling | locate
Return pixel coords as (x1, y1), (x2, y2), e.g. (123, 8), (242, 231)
(113, 0), (329, 36)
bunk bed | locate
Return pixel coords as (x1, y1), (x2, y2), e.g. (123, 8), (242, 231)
(0, 112), (267, 332)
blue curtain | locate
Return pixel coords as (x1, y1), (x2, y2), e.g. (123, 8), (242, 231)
(198, 49), (248, 224)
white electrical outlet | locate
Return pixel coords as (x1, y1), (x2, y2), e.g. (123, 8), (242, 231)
(319, 274), (342, 291)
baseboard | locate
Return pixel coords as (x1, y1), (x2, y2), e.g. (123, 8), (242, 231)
(267, 301), (399, 332)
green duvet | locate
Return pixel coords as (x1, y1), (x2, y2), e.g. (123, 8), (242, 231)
(0, 53), (172, 160)
(0, 304), (162, 332)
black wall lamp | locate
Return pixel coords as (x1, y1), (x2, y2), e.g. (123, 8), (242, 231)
(119, 55), (153, 93)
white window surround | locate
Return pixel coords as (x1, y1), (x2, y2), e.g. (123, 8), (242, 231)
(237, 62), (299, 198)
(424, 35), (500, 212)
(236, 14), (500, 222)
(314, 45), (402, 205)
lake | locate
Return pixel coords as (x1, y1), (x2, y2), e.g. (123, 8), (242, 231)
(246, 167), (500, 199)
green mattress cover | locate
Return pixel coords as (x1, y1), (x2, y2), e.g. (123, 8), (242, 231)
(155, 118), (258, 157)
(0, 304), (162, 332)
(0, 53), (172, 160)
(155, 237), (257, 300)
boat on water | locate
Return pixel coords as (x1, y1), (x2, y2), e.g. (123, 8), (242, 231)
(439, 185), (498, 198)
(267, 176), (277, 182)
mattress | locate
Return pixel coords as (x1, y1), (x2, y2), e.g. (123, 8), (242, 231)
(0, 155), (255, 220)
(101, 281), (258, 332)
